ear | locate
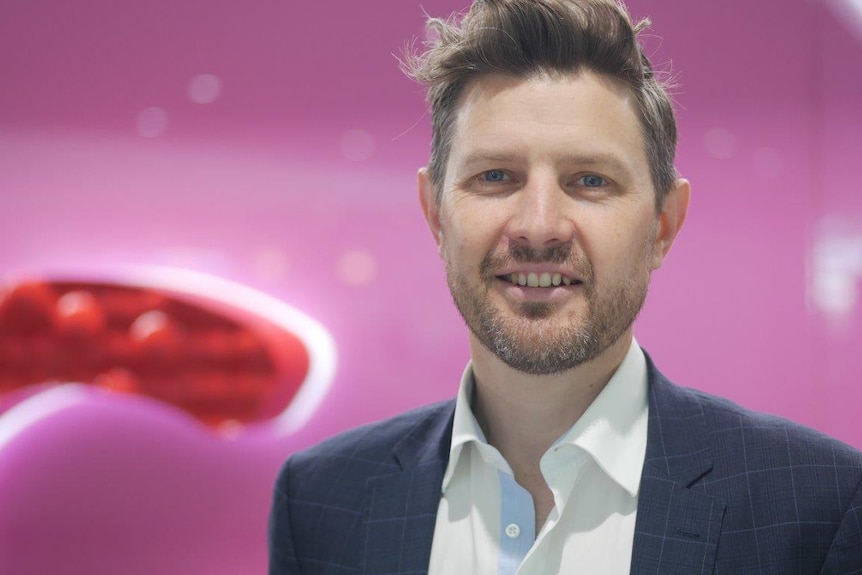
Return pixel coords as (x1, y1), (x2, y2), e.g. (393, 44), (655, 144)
(651, 178), (690, 269)
(418, 167), (443, 248)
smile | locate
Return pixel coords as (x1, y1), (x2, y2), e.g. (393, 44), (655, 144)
(499, 272), (579, 288)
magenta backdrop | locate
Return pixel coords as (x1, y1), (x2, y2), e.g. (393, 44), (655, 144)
(1, 0), (861, 573)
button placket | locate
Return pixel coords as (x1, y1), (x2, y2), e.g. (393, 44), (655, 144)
(496, 469), (535, 575)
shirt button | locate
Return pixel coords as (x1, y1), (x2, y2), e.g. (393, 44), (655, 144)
(505, 523), (521, 539)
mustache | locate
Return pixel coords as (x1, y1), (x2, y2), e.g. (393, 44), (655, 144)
(480, 242), (592, 278)
(506, 242), (572, 264)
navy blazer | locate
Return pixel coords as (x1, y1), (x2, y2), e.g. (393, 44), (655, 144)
(269, 356), (862, 574)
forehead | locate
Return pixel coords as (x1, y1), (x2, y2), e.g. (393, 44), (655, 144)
(447, 71), (649, 180)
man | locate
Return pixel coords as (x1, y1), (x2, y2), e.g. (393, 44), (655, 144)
(269, 0), (862, 573)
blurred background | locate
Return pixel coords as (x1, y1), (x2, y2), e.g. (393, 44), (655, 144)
(1, 0), (861, 573)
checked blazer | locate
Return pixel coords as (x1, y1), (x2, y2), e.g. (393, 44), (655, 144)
(269, 355), (862, 574)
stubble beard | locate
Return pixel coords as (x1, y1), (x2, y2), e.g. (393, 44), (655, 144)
(444, 241), (652, 376)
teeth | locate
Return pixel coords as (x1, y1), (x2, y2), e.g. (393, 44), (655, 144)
(505, 272), (574, 287)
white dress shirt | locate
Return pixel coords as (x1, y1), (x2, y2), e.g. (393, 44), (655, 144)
(428, 339), (649, 575)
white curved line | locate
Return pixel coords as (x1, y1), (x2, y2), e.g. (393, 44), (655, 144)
(0, 386), (91, 452)
(122, 266), (338, 436)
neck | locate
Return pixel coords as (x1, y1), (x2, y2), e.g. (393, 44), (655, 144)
(469, 332), (633, 468)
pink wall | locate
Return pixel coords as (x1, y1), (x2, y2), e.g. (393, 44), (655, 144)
(1, 0), (860, 573)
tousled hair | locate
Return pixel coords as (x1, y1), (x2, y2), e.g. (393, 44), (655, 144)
(403, 0), (677, 209)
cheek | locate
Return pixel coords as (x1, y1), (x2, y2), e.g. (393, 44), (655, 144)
(441, 206), (503, 260)
(442, 232), (481, 275)
(437, 222), (471, 273)
(587, 219), (658, 280)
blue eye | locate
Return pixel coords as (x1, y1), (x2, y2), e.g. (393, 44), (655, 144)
(480, 170), (508, 182)
(580, 175), (605, 188)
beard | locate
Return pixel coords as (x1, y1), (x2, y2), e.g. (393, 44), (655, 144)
(444, 240), (653, 375)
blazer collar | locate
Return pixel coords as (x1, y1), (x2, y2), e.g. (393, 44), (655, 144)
(630, 352), (726, 574)
(361, 401), (455, 575)
(642, 353), (714, 485)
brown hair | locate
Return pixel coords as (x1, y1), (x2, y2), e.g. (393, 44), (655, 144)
(403, 0), (677, 209)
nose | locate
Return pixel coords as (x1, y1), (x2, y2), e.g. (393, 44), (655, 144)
(504, 177), (575, 249)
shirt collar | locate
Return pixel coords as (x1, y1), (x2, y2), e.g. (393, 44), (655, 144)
(441, 364), (487, 490)
(554, 338), (648, 497)
(441, 338), (649, 497)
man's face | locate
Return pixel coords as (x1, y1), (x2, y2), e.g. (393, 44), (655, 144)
(419, 71), (688, 375)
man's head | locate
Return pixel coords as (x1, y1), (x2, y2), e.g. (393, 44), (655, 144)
(405, 0), (677, 210)
(408, 0), (690, 375)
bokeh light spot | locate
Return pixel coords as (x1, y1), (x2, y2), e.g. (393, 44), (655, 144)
(130, 310), (170, 342)
(704, 128), (736, 159)
(136, 107), (169, 138)
(188, 74), (222, 104)
(336, 250), (378, 286)
(56, 290), (96, 318)
(55, 290), (106, 336)
(339, 129), (376, 162)
(812, 222), (862, 323)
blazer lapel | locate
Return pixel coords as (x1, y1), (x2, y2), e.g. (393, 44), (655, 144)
(361, 402), (455, 575)
(630, 356), (726, 574)
(356, 358), (727, 574)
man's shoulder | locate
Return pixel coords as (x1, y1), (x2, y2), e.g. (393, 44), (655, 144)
(700, 386), (859, 462)
(653, 371), (862, 470)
